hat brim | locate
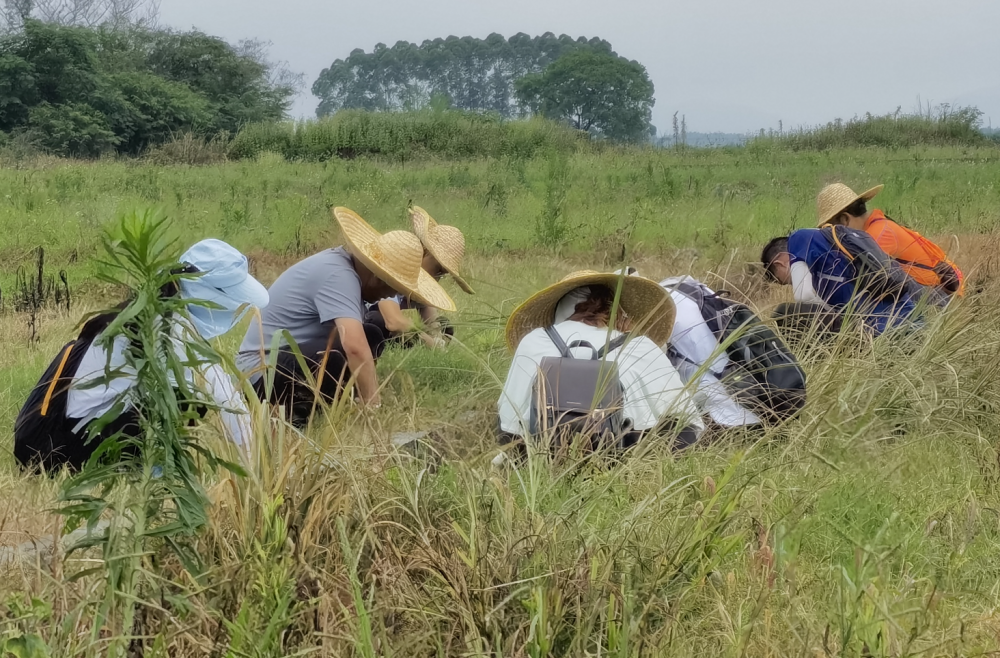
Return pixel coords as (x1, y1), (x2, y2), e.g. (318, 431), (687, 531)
(181, 274), (269, 312)
(410, 206), (475, 295)
(505, 272), (676, 351)
(334, 207), (457, 312)
(817, 184), (884, 226)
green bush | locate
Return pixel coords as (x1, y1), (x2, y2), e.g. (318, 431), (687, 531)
(0, 21), (294, 158)
(29, 102), (119, 157)
(229, 110), (588, 161)
(750, 107), (991, 150)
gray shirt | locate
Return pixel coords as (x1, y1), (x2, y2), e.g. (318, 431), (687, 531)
(237, 247), (364, 377)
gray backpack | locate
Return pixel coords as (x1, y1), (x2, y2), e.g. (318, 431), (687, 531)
(529, 326), (629, 448)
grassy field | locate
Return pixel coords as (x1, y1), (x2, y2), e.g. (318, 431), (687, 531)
(3, 145), (1000, 656)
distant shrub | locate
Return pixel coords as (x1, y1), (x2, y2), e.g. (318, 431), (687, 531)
(750, 106), (991, 150)
(29, 101), (119, 157)
(229, 110), (588, 162)
(145, 132), (229, 165)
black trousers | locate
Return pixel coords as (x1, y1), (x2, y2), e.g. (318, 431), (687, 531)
(252, 324), (386, 427)
(771, 302), (844, 335)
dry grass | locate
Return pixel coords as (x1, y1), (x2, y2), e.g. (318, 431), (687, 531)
(0, 246), (999, 656)
(1, 147), (1000, 655)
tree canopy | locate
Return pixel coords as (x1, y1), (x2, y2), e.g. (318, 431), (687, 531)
(515, 50), (655, 143)
(311, 33), (617, 118)
(0, 20), (298, 157)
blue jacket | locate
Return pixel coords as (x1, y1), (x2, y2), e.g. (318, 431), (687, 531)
(787, 228), (919, 335)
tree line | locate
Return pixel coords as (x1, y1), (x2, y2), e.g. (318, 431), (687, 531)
(0, 10), (657, 157)
(312, 33), (656, 143)
(0, 19), (299, 157)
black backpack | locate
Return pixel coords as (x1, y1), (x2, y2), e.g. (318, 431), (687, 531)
(529, 326), (629, 449)
(819, 225), (948, 308)
(667, 281), (807, 423)
(13, 311), (120, 472)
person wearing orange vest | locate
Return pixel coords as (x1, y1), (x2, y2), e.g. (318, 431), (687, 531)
(816, 183), (964, 297)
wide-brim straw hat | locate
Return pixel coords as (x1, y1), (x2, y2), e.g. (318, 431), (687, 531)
(333, 207), (456, 312)
(409, 206), (475, 294)
(816, 183), (884, 227)
(505, 270), (676, 351)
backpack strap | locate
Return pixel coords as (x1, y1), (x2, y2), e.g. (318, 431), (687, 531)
(567, 340), (599, 360)
(544, 326), (572, 358)
(40, 341), (76, 417)
(892, 257), (936, 271)
(597, 334), (630, 359)
(824, 225), (855, 261)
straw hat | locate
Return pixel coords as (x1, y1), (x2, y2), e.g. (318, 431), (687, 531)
(505, 270), (676, 351)
(816, 183), (884, 227)
(409, 206), (475, 294)
(333, 207), (456, 312)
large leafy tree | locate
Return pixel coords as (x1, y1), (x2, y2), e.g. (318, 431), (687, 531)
(312, 32), (616, 118)
(514, 50), (655, 143)
(0, 20), (295, 156)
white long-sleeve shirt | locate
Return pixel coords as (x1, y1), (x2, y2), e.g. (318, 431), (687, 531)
(66, 332), (251, 447)
(498, 321), (703, 436)
(661, 277), (761, 427)
(791, 261), (825, 304)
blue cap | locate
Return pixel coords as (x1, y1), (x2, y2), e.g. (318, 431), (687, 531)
(177, 239), (269, 338)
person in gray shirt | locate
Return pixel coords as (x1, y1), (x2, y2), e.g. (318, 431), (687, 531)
(239, 207), (456, 426)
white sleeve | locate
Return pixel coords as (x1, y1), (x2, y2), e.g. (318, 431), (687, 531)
(790, 261), (824, 304)
(199, 364), (251, 449)
(497, 346), (540, 435)
(67, 336), (136, 423)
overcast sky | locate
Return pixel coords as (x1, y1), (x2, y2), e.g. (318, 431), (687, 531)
(159, 0), (1000, 135)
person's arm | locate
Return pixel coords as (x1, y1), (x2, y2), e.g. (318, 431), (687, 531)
(377, 299), (414, 334)
(335, 317), (380, 406)
(790, 261), (825, 304)
(200, 363), (251, 449)
(418, 305), (439, 326)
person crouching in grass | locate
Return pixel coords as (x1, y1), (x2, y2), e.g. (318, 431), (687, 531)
(761, 229), (924, 337)
(497, 270), (703, 457)
(14, 239), (269, 473)
(363, 206), (474, 350)
(816, 182), (964, 298)
(237, 207), (456, 427)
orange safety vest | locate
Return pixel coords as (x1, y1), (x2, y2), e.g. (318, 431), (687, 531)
(864, 210), (965, 296)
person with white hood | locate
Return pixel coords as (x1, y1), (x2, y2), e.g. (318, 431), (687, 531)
(498, 270), (703, 452)
(14, 239), (269, 472)
(659, 275), (763, 429)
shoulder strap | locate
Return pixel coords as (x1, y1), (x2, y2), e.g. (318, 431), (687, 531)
(824, 225), (855, 261)
(892, 257), (936, 271)
(544, 326), (571, 358)
(597, 334), (630, 359)
(39, 341), (76, 417)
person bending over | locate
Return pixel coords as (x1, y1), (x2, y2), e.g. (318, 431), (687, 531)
(364, 206), (474, 350)
(761, 229), (922, 336)
(237, 207), (456, 427)
(817, 182), (963, 297)
(498, 270), (703, 454)
(14, 239), (269, 472)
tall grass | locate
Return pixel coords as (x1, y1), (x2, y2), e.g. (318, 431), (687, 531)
(228, 110), (589, 162)
(1, 144), (1000, 653)
(751, 106), (992, 150)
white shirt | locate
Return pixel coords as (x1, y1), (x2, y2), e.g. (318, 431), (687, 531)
(498, 321), (702, 436)
(67, 330), (251, 447)
(661, 276), (761, 427)
(791, 261), (824, 304)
